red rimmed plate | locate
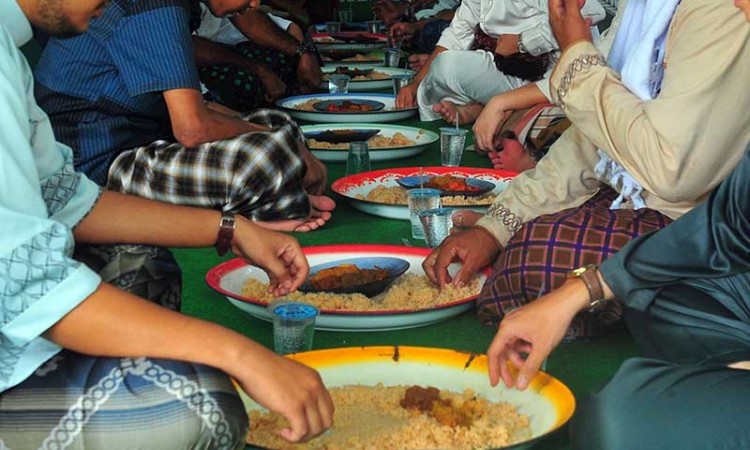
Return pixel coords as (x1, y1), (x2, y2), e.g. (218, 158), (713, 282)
(206, 244), (488, 332)
(331, 167), (518, 220)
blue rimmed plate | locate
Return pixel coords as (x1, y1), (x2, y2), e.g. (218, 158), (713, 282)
(299, 256), (410, 297)
(302, 123), (438, 162)
(277, 93), (417, 123)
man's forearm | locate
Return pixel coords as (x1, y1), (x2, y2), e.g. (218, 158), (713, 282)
(74, 190), (222, 247)
(192, 36), (270, 75)
(231, 9), (300, 56)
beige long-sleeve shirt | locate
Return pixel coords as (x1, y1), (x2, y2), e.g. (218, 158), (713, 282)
(477, 0), (750, 247)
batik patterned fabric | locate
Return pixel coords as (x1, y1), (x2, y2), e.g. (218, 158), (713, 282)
(0, 241), (247, 450)
(0, 354), (248, 450)
(106, 109), (311, 221)
(477, 187), (672, 338)
(199, 41), (298, 112)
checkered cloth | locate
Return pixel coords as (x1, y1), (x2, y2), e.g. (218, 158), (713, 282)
(106, 109), (311, 221)
(477, 187), (673, 338)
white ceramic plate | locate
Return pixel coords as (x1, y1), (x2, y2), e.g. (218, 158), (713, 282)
(276, 93), (417, 123)
(206, 245), (486, 332)
(331, 167), (518, 220)
(319, 66), (414, 92)
(241, 346), (576, 450)
(302, 123), (438, 162)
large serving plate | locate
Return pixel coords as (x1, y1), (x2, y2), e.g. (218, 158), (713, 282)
(331, 167), (518, 220)
(242, 346), (576, 450)
(313, 32), (387, 51)
(276, 93), (417, 123)
(206, 244), (486, 332)
(302, 123), (438, 162)
(320, 65), (415, 91)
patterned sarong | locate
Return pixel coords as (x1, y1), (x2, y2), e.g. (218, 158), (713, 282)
(106, 109), (311, 221)
(0, 244), (248, 450)
(477, 187), (672, 338)
(199, 42), (298, 112)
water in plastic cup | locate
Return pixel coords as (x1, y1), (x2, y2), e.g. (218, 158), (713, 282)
(419, 207), (454, 248)
(392, 73), (414, 96)
(407, 188), (441, 239)
(346, 141), (371, 176)
(384, 48), (404, 68)
(326, 21), (342, 34)
(338, 9), (353, 22)
(268, 302), (318, 355)
(366, 20), (383, 34)
(328, 74), (351, 94)
(440, 128), (468, 167)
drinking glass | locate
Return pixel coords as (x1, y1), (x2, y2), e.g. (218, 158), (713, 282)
(326, 21), (342, 34)
(384, 48), (405, 68)
(407, 188), (441, 239)
(328, 74), (351, 94)
(440, 128), (468, 167)
(346, 141), (371, 176)
(419, 207), (454, 248)
(392, 73), (414, 96)
(268, 301), (318, 355)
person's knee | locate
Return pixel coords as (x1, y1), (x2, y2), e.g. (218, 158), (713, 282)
(429, 51), (462, 85)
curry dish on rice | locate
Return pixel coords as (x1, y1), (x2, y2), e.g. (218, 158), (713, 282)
(247, 384), (532, 449)
(307, 131), (417, 149)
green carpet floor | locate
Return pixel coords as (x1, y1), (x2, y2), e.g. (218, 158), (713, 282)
(17, 36), (639, 450)
(173, 116), (639, 449)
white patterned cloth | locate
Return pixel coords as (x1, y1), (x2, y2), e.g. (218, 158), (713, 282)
(595, 0), (681, 210)
(0, 0), (102, 394)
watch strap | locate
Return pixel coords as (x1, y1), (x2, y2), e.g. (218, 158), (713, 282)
(216, 212), (236, 257)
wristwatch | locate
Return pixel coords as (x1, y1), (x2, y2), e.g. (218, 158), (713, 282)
(295, 42), (316, 57)
(517, 34), (528, 54)
(567, 264), (607, 310)
(215, 212), (236, 257)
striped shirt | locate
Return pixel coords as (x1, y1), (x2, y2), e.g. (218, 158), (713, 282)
(34, 0), (201, 185)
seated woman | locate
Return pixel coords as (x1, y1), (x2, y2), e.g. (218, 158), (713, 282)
(0, 0), (332, 447)
(423, 0), (750, 339)
(395, 0), (605, 124)
(489, 140), (750, 449)
(194, 4), (323, 111)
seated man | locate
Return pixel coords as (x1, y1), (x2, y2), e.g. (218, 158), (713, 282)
(34, 0), (334, 234)
(388, 8), (456, 62)
(194, 4), (323, 110)
(488, 141), (750, 449)
(0, 0), (333, 447)
(395, 0), (605, 125)
(424, 0), (750, 338)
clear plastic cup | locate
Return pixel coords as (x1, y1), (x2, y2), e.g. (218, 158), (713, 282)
(419, 207), (454, 248)
(268, 301), (318, 355)
(328, 74), (351, 94)
(346, 141), (371, 176)
(407, 188), (441, 240)
(384, 48), (405, 68)
(391, 73), (414, 96)
(440, 128), (469, 167)
(366, 20), (383, 34)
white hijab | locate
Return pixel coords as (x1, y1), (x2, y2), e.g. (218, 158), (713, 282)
(594, 0), (681, 210)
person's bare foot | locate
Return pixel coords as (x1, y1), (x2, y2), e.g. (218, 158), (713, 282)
(432, 101), (484, 125)
(488, 139), (537, 173)
(256, 195), (336, 232)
